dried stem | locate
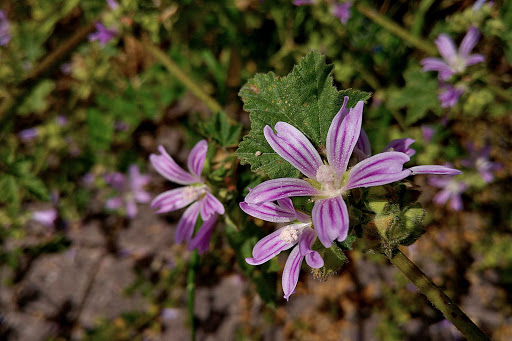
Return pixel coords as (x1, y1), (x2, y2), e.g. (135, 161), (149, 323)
(388, 248), (490, 341)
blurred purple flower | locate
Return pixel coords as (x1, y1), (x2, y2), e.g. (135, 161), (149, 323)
(60, 62), (72, 75)
(161, 308), (179, 321)
(56, 115), (68, 126)
(105, 165), (151, 218)
(473, 0), (493, 11)
(438, 83), (465, 108)
(0, 10), (11, 46)
(106, 0), (119, 10)
(293, 0), (315, 5)
(243, 97), (460, 248)
(461, 143), (502, 183)
(88, 22), (117, 48)
(421, 125), (435, 143)
(32, 209), (58, 227)
(421, 27), (485, 80)
(150, 140), (225, 254)
(241, 198), (322, 300)
(429, 176), (468, 211)
(331, 2), (352, 25)
(18, 128), (38, 142)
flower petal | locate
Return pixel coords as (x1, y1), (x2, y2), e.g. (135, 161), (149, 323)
(354, 128), (372, 159)
(175, 202), (200, 243)
(312, 196), (349, 248)
(240, 201), (297, 223)
(264, 123), (322, 179)
(187, 140), (208, 178)
(282, 245), (303, 301)
(409, 165), (462, 176)
(299, 227), (324, 269)
(344, 152), (411, 190)
(383, 138), (416, 156)
(465, 54), (485, 66)
(151, 187), (197, 214)
(245, 225), (298, 265)
(421, 58), (453, 80)
(188, 214), (218, 254)
(125, 199), (138, 219)
(150, 146), (199, 185)
(435, 34), (458, 64)
(326, 101), (364, 176)
(244, 178), (319, 204)
(199, 192), (225, 220)
(459, 26), (480, 58)
(105, 197), (123, 210)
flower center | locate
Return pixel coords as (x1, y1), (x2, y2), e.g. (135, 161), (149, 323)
(446, 180), (461, 194)
(279, 226), (300, 244)
(314, 165), (346, 198)
(183, 185), (206, 201)
(475, 157), (490, 171)
(450, 56), (466, 74)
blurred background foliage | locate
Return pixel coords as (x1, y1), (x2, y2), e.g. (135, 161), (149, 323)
(0, 0), (511, 340)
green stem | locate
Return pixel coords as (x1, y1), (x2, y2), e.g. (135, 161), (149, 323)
(355, 4), (436, 54)
(186, 250), (199, 341)
(142, 40), (223, 114)
(388, 249), (490, 341)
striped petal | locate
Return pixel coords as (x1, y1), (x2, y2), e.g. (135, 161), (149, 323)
(264, 123), (322, 179)
(244, 178), (319, 204)
(344, 152), (411, 190)
(175, 202), (200, 243)
(312, 196), (349, 248)
(240, 201), (298, 223)
(409, 165), (462, 176)
(355, 128), (372, 159)
(199, 192), (225, 220)
(459, 26), (480, 58)
(188, 214), (218, 254)
(435, 34), (458, 64)
(151, 187), (198, 214)
(326, 101), (364, 176)
(150, 146), (199, 185)
(282, 245), (303, 301)
(245, 225), (300, 265)
(383, 138), (416, 156)
(299, 227), (324, 269)
(187, 140), (208, 178)
(466, 54), (485, 66)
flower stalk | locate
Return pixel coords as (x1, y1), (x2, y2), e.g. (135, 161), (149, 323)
(388, 248), (490, 341)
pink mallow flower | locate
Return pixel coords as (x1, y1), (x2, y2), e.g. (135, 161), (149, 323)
(421, 27), (485, 80)
(461, 143), (503, 183)
(88, 22), (117, 48)
(243, 97), (460, 248)
(429, 176), (468, 211)
(150, 141), (225, 254)
(438, 83), (465, 108)
(105, 165), (151, 219)
(240, 198), (323, 300)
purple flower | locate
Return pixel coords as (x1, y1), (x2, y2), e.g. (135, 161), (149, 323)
(32, 209), (58, 227)
(293, 0), (315, 5)
(88, 22), (117, 48)
(18, 128), (38, 142)
(243, 98), (460, 248)
(421, 125), (435, 143)
(105, 165), (151, 218)
(438, 83), (465, 108)
(421, 27), (485, 80)
(383, 138), (416, 157)
(0, 10), (11, 46)
(56, 115), (68, 126)
(429, 176), (468, 211)
(331, 2), (352, 25)
(473, 0), (493, 11)
(241, 198), (323, 300)
(461, 143), (502, 183)
(106, 0), (119, 10)
(150, 140), (225, 254)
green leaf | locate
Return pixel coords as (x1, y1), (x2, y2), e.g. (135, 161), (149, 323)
(237, 51), (371, 179)
(387, 68), (441, 126)
(20, 175), (49, 201)
(87, 108), (113, 150)
(0, 175), (20, 208)
(17, 80), (56, 115)
(199, 111), (242, 147)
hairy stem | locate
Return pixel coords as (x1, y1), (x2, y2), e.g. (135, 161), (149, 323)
(355, 4), (436, 54)
(388, 249), (490, 341)
(186, 250), (199, 341)
(142, 40), (223, 114)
